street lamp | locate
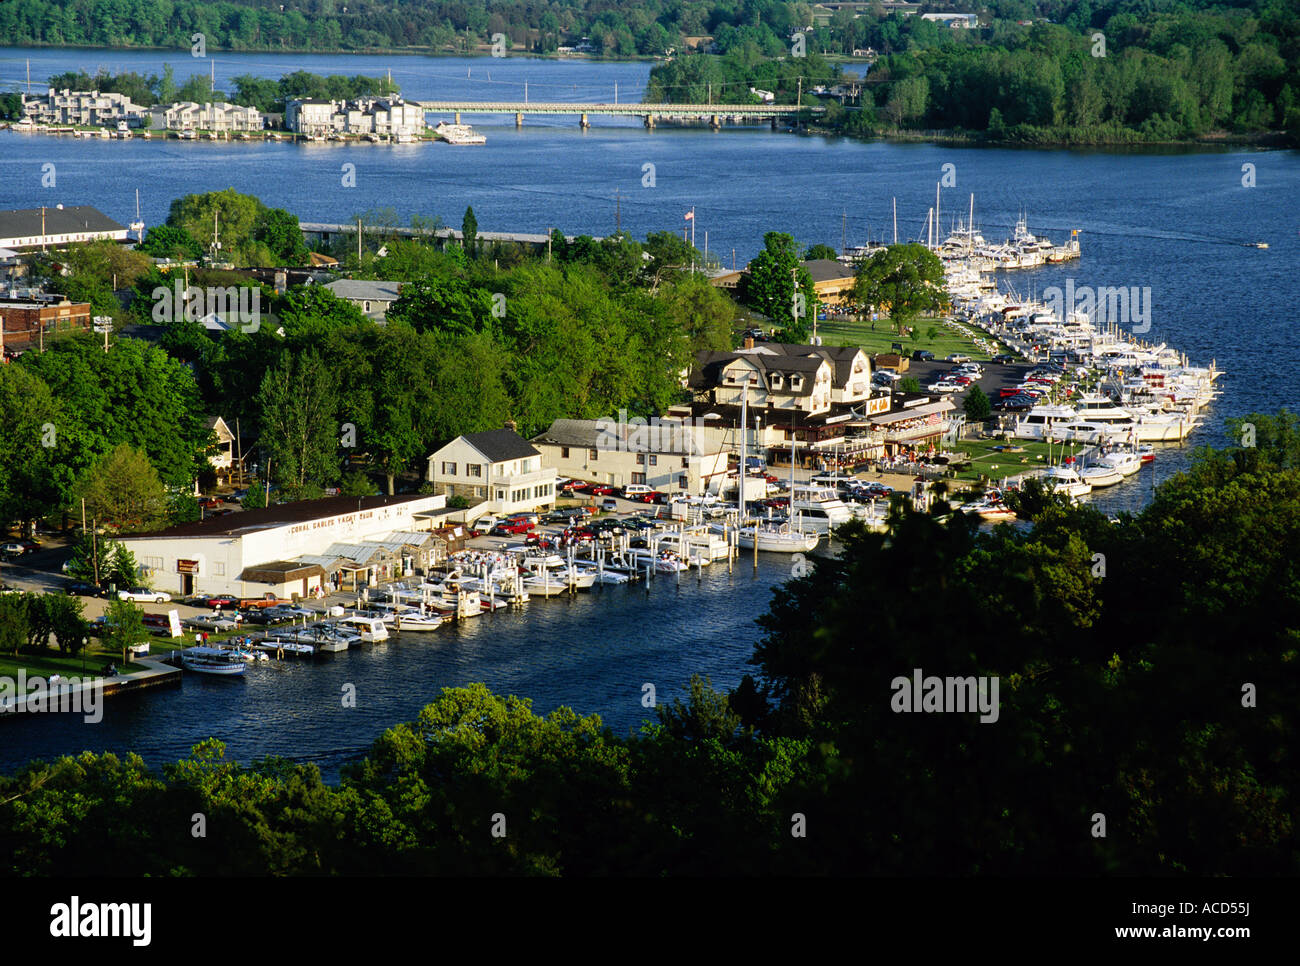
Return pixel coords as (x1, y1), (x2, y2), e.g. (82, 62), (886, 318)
(82, 635), (88, 676)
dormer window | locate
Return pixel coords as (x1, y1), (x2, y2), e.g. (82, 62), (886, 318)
(769, 374), (783, 390)
(790, 375), (803, 391)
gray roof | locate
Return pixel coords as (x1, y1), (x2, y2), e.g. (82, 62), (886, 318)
(324, 279), (402, 302)
(532, 417), (716, 456)
(801, 258), (855, 283)
(692, 342), (866, 392)
(462, 428), (540, 463)
(0, 206), (127, 240)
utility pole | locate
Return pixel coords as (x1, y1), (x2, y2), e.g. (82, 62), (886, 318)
(842, 210), (847, 254)
(614, 189), (620, 234)
(358, 218), (362, 262)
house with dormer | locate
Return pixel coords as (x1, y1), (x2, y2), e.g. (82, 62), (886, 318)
(426, 426), (558, 522)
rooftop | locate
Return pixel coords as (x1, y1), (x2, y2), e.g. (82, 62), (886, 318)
(129, 493), (435, 539)
(0, 206), (127, 241)
(458, 427), (541, 463)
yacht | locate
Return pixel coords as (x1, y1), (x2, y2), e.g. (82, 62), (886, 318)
(435, 121), (486, 145)
(1040, 465), (1092, 500)
(1096, 449), (1143, 477)
(626, 547), (690, 573)
(1079, 464), (1124, 488)
(789, 484), (856, 535)
(339, 615), (389, 642)
(733, 523), (819, 553)
(1013, 405), (1078, 440)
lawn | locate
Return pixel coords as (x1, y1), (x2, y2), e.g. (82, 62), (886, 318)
(0, 648), (149, 686)
(813, 314), (1015, 361)
(945, 437), (1093, 483)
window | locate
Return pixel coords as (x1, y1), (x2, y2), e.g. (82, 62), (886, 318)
(681, 456), (690, 468)
(678, 475), (688, 489)
(363, 301), (371, 313)
(468, 463), (482, 478)
(632, 472), (646, 485)
(214, 562), (225, 576)
(649, 454), (657, 465)
(561, 447), (570, 459)
(636, 453), (645, 465)
(442, 461), (457, 476)
(497, 489), (507, 501)
(589, 448), (598, 460)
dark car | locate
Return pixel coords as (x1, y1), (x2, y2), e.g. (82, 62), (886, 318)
(990, 354), (1018, 364)
(998, 397), (1034, 412)
(911, 350), (935, 361)
(65, 581), (102, 597)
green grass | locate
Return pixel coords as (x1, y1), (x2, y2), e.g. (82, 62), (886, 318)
(0, 649), (149, 686)
(814, 315), (1013, 361)
(945, 437), (1092, 483)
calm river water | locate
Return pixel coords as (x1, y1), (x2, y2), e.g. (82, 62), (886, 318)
(1, 48), (1296, 777)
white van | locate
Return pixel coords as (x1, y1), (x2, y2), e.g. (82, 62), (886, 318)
(622, 484), (653, 498)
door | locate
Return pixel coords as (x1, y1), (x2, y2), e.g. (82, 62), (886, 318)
(181, 574), (194, 597)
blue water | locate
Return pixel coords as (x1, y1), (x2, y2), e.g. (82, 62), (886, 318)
(1, 48), (1297, 777)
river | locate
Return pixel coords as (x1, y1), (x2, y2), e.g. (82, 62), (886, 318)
(0, 48), (1296, 777)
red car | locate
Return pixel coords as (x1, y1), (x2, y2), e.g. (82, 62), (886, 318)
(198, 497), (223, 509)
(588, 485), (615, 496)
(491, 521), (534, 536)
(565, 481), (591, 493)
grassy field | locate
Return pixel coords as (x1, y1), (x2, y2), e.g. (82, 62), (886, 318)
(945, 437), (1096, 483)
(813, 315), (1014, 361)
(0, 648), (149, 685)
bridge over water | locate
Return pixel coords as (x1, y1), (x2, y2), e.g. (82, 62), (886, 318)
(412, 101), (820, 128)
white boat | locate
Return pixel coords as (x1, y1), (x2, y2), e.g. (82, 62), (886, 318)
(1096, 449), (1142, 477)
(735, 523), (819, 553)
(434, 121), (486, 145)
(626, 548), (689, 573)
(1079, 464), (1124, 488)
(1013, 405), (1078, 440)
(339, 615), (389, 642)
(789, 484), (856, 535)
(583, 568), (630, 584)
(1041, 465), (1092, 499)
(182, 646), (247, 676)
(394, 611), (443, 631)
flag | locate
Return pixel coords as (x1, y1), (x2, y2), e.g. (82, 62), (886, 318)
(684, 210), (694, 221)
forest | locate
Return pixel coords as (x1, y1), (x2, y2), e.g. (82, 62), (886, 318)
(1, 414), (1296, 875)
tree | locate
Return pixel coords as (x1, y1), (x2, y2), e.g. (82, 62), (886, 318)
(0, 366), (67, 533)
(20, 593), (55, 652)
(139, 224), (203, 261)
(461, 206), (478, 259)
(253, 208), (308, 265)
(899, 376), (921, 393)
(0, 595), (26, 656)
(64, 531), (111, 587)
(742, 232), (817, 342)
(75, 445), (168, 534)
(852, 244), (947, 335)
(256, 350), (341, 500)
(102, 599), (146, 666)
(804, 243), (839, 260)
(47, 596), (87, 656)
(964, 384), (991, 421)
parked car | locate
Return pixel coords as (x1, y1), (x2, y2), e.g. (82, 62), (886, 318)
(945, 353), (971, 363)
(65, 581), (102, 597)
(206, 594), (239, 609)
(911, 350), (935, 361)
(117, 587), (171, 603)
(503, 512), (540, 526)
(621, 484), (653, 499)
(0, 542), (26, 556)
(18, 538), (41, 551)
(927, 381), (963, 393)
(990, 354), (1018, 364)
(599, 498), (619, 512)
(198, 497), (222, 509)
(588, 485), (615, 496)
(490, 521), (534, 536)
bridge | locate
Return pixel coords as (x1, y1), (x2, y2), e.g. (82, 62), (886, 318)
(411, 101), (820, 128)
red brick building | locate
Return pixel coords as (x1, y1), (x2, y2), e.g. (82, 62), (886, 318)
(0, 297), (92, 356)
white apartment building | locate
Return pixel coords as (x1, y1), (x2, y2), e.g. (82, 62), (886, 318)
(22, 89), (146, 126)
(285, 96), (425, 137)
(426, 428), (557, 523)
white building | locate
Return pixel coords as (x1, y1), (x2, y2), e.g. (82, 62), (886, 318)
(921, 13), (978, 28)
(531, 417), (730, 497)
(22, 89), (146, 127)
(284, 96), (425, 138)
(120, 493), (450, 599)
(0, 206), (128, 251)
(323, 279), (403, 321)
(152, 101), (262, 132)
(426, 428), (557, 522)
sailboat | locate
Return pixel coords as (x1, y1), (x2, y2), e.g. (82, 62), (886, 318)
(130, 189), (145, 243)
